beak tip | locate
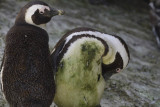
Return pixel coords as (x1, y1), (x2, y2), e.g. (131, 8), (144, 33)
(58, 10), (65, 15)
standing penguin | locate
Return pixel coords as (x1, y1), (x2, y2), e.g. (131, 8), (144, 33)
(51, 27), (130, 107)
(1, 1), (64, 107)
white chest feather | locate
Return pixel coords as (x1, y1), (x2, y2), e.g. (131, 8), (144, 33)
(54, 37), (106, 107)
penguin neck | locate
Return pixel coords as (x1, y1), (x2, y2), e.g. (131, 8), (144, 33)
(102, 35), (128, 68)
(102, 36), (117, 65)
(38, 24), (46, 29)
(15, 21), (47, 30)
(34, 24), (47, 30)
(24, 19), (47, 29)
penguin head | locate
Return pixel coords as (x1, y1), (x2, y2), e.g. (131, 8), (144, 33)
(15, 1), (64, 28)
(102, 35), (130, 75)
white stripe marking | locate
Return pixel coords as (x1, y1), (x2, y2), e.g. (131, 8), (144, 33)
(25, 4), (50, 29)
(0, 67), (4, 92)
(1, 66), (7, 100)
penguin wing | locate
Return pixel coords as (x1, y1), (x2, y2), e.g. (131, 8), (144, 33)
(50, 39), (66, 72)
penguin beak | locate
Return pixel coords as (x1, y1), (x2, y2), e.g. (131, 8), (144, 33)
(50, 8), (65, 17)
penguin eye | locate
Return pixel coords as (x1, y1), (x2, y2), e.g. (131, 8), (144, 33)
(116, 68), (121, 73)
(39, 11), (44, 14)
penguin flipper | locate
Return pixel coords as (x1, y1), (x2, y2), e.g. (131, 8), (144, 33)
(50, 40), (66, 72)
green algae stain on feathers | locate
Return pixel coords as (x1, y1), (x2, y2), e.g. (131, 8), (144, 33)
(54, 39), (106, 107)
(81, 42), (101, 71)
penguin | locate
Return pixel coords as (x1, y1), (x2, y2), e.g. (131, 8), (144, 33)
(50, 27), (130, 107)
(149, 0), (160, 48)
(0, 1), (64, 107)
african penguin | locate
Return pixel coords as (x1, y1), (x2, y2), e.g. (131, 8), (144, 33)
(50, 27), (130, 107)
(0, 1), (64, 107)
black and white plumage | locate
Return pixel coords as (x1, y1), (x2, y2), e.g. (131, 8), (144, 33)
(149, 0), (160, 48)
(51, 27), (130, 107)
(0, 1), (63, 107)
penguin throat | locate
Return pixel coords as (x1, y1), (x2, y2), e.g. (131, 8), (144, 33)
(26, 20), (46, 29)
(36, 24), (46, 29)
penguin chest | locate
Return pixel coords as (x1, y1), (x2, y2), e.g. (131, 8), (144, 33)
(54, 39), (106, 107)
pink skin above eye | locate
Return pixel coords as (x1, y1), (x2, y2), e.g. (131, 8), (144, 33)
(116, 68), (121, 73)
(39, 6), (50, 13)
